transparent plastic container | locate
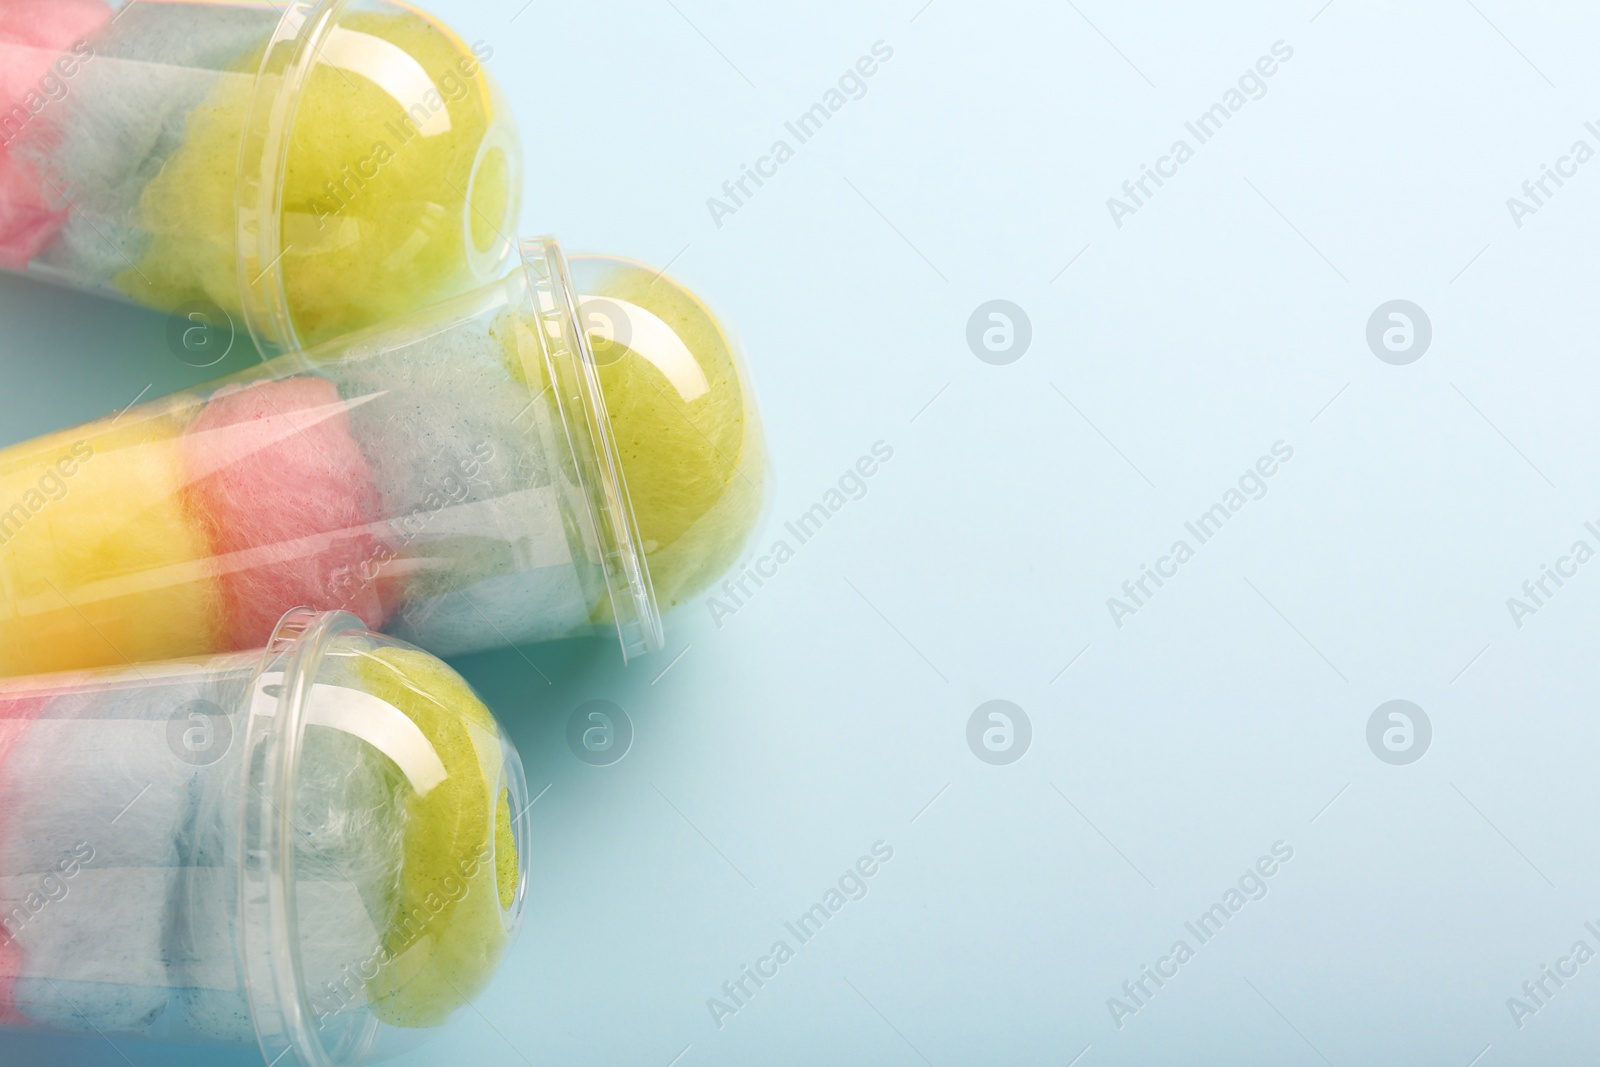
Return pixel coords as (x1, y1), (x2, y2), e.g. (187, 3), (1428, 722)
(0, 237), (769, 677)
(0, 0), (520, 353)
(0, 607), (530, 1065)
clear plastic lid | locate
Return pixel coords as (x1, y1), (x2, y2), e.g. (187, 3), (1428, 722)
(239, 608), (529, 1065)
(236, 0), (522, 353)
(505, 239), (666, 659)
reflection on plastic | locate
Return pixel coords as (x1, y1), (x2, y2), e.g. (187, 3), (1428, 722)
(251, 671), (449, 794)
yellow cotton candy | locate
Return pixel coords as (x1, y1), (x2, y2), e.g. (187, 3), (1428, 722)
(127, 11), (515, 348)
(581, 258), (768, 611)
(117, 66), (249, 317)
(0, 401), (223, 677)
(353, 645), (518, 1029)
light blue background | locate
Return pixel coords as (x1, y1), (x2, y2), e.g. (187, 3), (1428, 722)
(5, 0), (1600, 1063)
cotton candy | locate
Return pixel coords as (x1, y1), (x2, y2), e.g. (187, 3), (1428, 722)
(352, 646), (516, 1029)
(7, 869), (180, 1033)
(335, 311), (598, 652)
(0, 671), (224, 1035)
(389, 558), (595, 656)
(0, 0), (108, 83)
(21, 2), (273, 290)
(575, 258), (768, 611)
(0, 403), (224, 677)
(1, 717), (196, 872)
(0, 0), (112, 268)
(0, 152), (63, 272)
(0, 655), (417, 1037)
(182, 377), (396, 648)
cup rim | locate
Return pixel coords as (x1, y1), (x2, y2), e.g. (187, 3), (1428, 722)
(236, 607), (535, 1066)
(236, 605), (361, 1067)
(234, 0), (339, 359)
(512, 237), (665, 662)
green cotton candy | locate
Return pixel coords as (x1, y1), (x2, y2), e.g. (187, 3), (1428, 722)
(581, 259), (768, 612)
(124, 11), (513, 347)
(351, 646), (517, 1030)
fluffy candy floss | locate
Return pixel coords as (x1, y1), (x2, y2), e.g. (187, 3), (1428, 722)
(0, 342), (590, 676)
(19, 2), (277, 287)
(336, 308), (600, 654)
(0, 668), (255, 1035)
(0, 374), (396, 674)
(353, 646), (518, 1029)
(576, 257), (768, 611)
(0, 404), (223, 677)
(181, 377), (395, 650)
(0, 0), (111, 269)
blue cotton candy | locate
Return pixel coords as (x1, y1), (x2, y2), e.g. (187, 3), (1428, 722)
(0, 662), (406, 1039)
(332, 310), (604, 652)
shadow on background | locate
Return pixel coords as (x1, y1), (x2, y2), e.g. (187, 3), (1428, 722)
(0, 273), (264, 447)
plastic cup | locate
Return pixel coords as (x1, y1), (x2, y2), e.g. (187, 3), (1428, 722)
(0, 607), (530, 1064)
(0, 0), (520, 353)
(0, 236), (769, 677)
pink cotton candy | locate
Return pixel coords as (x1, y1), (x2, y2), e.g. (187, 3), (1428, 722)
(0, 0), (111, 269)
(0, 0), (109, 104)
(0, 0), (109, 54)
(0, 155), (62, 270)
(182, 377), (398, 651)
(0, 692), (46, 1026)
